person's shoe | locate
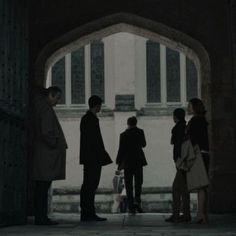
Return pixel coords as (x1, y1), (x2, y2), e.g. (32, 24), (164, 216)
(81, 214), (107, 222)
(35, 218), (59, 225)
(191, 217), (208, 224)
(178, 214), (192, 223)
(165, 215), (180, 223)
(134, 204), (143, 213)
(128, 209), (136, 216)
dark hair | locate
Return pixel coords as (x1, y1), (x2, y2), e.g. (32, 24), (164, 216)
(127, 116), (137, 127)
(46, 86), (62, 96)
(173, 108), (185, 121)
(88, 95), (102, 108)
(189, 98), (206, 116)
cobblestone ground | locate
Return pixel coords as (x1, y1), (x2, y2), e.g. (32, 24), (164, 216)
(1, 213), (236, 236)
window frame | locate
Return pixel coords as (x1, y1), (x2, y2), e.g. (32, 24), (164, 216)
(47, 42), (106, 109)
(145, 42), (199, 108)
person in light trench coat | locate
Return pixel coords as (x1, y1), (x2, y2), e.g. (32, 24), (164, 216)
(32, 86), (68, 225)
(186, 98), (210, 224)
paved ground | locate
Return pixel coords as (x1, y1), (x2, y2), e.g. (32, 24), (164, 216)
(1, 213), (236, 236)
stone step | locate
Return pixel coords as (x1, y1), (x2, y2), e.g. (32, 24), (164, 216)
(51, 187), (197, 213)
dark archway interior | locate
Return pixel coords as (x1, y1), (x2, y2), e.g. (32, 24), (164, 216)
(29, 0), (236, 214)
(0, 0), (236, 226)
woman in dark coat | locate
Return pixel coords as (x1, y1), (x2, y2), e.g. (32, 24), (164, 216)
(187, 98), (210, 224)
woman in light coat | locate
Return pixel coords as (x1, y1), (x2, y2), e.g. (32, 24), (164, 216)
(187, 98), (210, 224)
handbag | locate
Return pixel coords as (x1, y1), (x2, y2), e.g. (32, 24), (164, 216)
(186, 144), (209, 191)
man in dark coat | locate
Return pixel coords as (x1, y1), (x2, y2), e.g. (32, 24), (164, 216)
(116, 116), (147, 214)
(79, 95), (112, 221)
(32, 86), (68, 225)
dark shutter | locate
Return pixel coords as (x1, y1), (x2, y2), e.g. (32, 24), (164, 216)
(166, 48), (180, 102)
(0, 0), (28, 226)
(91, 40), (105, 102)
(146, 40), (161, 103)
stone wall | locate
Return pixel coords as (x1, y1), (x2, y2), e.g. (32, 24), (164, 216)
(51, 187), (197, 214)
(53, 114), (177, 189)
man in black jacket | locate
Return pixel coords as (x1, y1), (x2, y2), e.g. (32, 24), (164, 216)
(165, 108), (191, 223)
(116, 116), (147, 214)
(80, 95), (112, 221)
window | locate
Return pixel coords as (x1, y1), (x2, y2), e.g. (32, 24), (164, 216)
(166, 48), (180, 102)
(146, 40), (199, 106)
(91, 41), (105, 102)
(48, 40), (105, 106)
(51, 57), (65, 104)
(146, 41), (161, 103)
(71, 48), (85, 104)
(186, 57), (198, 101)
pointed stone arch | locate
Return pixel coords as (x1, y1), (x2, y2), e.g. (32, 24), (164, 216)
(32, 12), (214, 213)
(34, 12), (211, 114)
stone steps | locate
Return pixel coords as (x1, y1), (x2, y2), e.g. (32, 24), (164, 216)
(51, 187), (197, 213)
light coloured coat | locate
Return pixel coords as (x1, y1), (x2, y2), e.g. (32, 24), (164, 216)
(32, 95), (67, 181)
(176, 139), (209, 191)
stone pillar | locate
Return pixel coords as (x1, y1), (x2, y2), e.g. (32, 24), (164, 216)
(135, 36), (147, 109)
(113, 32), (135, 95)
(103, 36), (115, 109)
(111, 32), (138, 161)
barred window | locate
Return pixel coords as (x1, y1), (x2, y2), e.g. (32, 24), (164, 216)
(71, 48), (85, 104)
(146, 40), (161, 103)
(166, 48), (180, 102)
(51, 57), (65, 104)
(146, 40), (199, 105)
(186, 57), (198, 101)
(48, 40), (105, 106)
(91, 41), (105, 102)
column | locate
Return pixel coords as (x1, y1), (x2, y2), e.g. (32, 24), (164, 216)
(180, 53), (187, 105)
(160, 45), (167, 106)
(85, 44), (91, 105)
(135, 36), (147, 109)
(103, 36), (115, 109)
(65, 53), (71, 106)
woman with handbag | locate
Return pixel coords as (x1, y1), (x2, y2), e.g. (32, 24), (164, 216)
(187, 98), (210, 224)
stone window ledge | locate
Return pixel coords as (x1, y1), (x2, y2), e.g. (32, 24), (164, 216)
(53, 187), (174, 195)
(55, 105), (188, 118)
(55, 105), (114, 118)
(137, 105), (187, 116)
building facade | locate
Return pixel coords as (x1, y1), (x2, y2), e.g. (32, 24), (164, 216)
(1, 0), (236, 226)
(47, 32), (199, 190)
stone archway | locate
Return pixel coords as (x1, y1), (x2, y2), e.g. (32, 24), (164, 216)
(33, 12), (212, 213)
(34, 12), (211, 111)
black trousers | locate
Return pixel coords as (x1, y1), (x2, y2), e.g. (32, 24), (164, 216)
(124, 166), (143, 211)
(172, 170), (190, 217)
(34, 180), (52, 220)
(80, 164), (102, 216)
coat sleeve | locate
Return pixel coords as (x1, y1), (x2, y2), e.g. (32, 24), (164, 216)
(140, 130), (146, 148)
(80, 115), (106, 160)
(116, 134), (125, 165)
(40, 105), (58, 148)
(174, 124), (186, 160)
